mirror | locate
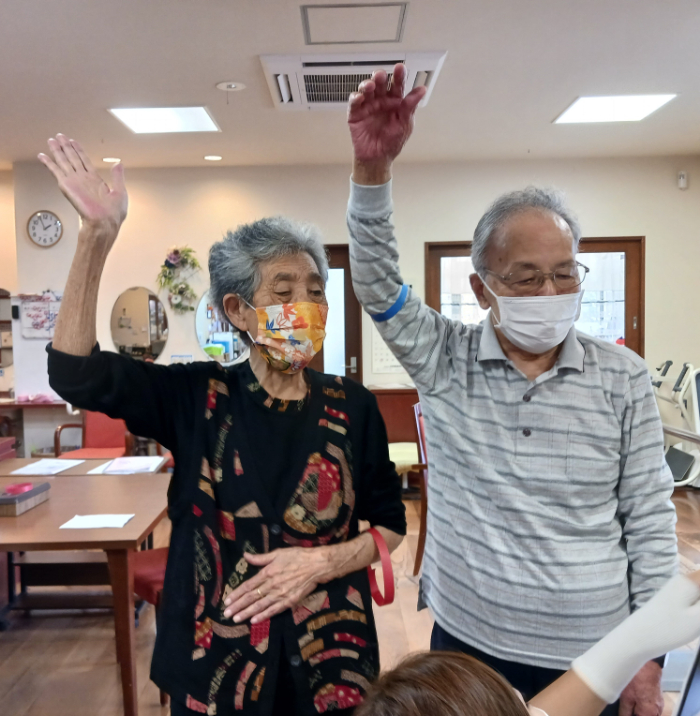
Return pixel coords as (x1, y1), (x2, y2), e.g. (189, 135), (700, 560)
(196, 290), (246, 365)
(111, 287), (169, 361)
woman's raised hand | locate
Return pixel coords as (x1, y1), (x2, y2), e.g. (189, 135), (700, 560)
(347, 63), (427, 167)
(38, 134), (128, 235)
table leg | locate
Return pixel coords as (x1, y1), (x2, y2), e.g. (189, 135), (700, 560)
(106, 549), (137, 716)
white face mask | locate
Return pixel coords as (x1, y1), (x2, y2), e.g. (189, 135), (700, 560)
(482, 280), (583, 354)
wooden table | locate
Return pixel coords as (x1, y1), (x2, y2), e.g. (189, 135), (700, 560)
(0, 456), (166, 476)
(0, 474), (169, 716)
(0, 400), (66, 409)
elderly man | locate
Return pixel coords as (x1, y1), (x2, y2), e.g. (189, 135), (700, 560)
(345, 65), (677, 716)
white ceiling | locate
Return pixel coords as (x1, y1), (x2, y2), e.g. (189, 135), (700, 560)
(1, 0), (699, 170)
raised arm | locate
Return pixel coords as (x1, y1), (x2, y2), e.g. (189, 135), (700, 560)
(39, 136), (200, 450)
(38, 134), (128, 356)
(347, 65), (458, 393)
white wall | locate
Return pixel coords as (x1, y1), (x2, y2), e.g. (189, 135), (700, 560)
(9, 155), (700, 441)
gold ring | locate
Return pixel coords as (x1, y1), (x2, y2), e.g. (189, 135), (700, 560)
(257, 588), (264, 599)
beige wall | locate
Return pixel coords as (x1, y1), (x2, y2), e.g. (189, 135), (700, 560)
(0, 171), (17, 293)
(9, 156), (700, 400)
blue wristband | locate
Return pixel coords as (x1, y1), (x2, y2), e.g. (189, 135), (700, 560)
(371, 284), (409, 323)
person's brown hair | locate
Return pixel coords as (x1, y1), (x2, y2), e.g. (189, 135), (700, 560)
(355, 651), (530, 716)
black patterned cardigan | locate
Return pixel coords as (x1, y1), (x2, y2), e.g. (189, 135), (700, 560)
(47, 345), (406, 715)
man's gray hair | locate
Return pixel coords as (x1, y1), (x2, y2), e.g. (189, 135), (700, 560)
(209, 216), (329, 318)
(471, 186), (581, 276)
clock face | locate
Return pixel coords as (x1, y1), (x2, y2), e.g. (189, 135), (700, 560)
(27, 210), (63, 248)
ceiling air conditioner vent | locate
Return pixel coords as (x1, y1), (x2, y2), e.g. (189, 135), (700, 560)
(305, 73), (386, 103)
(261, 52), (446, 110)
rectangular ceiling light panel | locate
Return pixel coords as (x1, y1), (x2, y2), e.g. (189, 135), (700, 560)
(302, 3), (408, 45)
(109, 107), (220, 133)
(555, 95), (676, 123)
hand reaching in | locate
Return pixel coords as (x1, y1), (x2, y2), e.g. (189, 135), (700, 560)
(38, 134), (128, 237)
(348, 63), (427, 168)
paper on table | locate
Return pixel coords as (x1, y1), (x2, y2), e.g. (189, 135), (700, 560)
(59, 514), (135, 529)
(103, 456), (164, 474)
(87, 462), (112, 475)
(11, 459), (85, 476)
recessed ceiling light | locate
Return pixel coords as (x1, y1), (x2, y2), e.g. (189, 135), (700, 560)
(216, 81), (246, 92)
(102, 157), (121, 163)
(555, 95), (676, 123)
(204, 155), (222, 161)
(108, 107), (220, 133)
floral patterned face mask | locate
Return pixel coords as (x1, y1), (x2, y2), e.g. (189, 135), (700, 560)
(244, 300), (328, 374)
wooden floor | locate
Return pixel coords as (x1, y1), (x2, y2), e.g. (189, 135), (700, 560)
(0, 496), (698, 715)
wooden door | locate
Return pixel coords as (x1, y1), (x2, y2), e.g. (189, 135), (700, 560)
(308, 245), (363, 382)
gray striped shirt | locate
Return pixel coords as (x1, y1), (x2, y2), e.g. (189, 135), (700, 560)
(347, 179), (677, 669)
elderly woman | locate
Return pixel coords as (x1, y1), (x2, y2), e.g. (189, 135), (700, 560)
(39, 135), (406, 716)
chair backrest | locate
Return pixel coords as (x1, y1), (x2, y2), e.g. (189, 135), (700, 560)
(83, 411), (127, 449)
(414, 402), (428, 466)
(373, 389), (420, 443)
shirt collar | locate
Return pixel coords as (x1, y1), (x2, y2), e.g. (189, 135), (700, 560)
(476, 315), (585, 373)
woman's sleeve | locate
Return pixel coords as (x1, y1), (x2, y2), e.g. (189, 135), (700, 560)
(355, 391), (407, 535)
(46, 343), (206, 451)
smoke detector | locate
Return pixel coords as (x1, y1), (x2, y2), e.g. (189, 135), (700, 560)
(260, 52), (447, 110)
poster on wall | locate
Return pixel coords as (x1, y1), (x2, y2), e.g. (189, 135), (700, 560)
(371, 323), (406, 374)
(19, 291), (63, 339)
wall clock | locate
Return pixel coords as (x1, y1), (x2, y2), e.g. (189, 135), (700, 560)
(27, 210), (63, 248)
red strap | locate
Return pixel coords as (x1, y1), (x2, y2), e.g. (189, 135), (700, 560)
(366, 527), (395, 606)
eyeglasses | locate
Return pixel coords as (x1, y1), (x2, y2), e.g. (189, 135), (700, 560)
(484, 261), (589, 296)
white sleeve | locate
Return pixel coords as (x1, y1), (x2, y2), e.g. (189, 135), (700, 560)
(572, 574), (700, 703)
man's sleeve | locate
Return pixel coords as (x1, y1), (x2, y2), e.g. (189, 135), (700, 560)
(617, 368), (678, 611)
(347, 179), (455, 394)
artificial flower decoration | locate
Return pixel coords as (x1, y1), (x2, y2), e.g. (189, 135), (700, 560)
(157, 246), (201, 314)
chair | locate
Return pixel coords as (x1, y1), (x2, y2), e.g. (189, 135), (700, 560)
(54, 410), (134, 459)
(132, 546), (169, 707)
(154, 442), (175, 472)
(413, 403), (429, 577)
(0, 435), (16, 461)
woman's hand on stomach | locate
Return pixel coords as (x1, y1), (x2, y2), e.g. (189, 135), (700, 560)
(223, 546), (332, 625)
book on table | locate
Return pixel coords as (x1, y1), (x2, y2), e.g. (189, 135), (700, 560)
(0, 482), (51, 516)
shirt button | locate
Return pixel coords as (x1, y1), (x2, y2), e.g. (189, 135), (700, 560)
(270, 524), (282, 536)
(522, 428), (531, 437)
(290, 655), (301, 667)
(523, 394), (531, 402)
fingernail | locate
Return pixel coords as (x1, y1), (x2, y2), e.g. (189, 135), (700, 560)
(233, 615), (241, 623)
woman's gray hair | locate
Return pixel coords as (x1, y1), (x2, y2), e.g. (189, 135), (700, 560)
(209, 216), (329, 318)
(471, 186), (581, 276)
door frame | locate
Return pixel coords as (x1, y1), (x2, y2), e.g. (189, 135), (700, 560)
(309, 245), (363, 382)
(425, 236), (646, 357)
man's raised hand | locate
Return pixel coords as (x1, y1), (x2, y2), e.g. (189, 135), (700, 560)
(38, 134), (128, 235)
(347, 63), (427, 171)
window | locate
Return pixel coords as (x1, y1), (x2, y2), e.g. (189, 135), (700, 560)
(425, 237), (645, 356)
